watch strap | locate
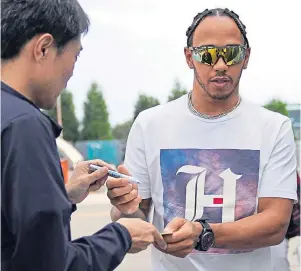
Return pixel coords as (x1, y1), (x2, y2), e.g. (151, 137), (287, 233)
(199, 219), (213, 233)
(194, 218), (215, 251)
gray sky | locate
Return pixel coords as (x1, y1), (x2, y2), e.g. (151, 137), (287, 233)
(68, 0), (301, 126)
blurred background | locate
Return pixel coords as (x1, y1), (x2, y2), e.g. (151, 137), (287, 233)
(45, 0), (300, 270)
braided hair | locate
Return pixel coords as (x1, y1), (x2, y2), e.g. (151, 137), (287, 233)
(186, 8), (249, 48)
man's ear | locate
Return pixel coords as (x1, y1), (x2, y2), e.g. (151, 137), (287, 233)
(33, 34), (55, 62)
(184, 47), (194, 69)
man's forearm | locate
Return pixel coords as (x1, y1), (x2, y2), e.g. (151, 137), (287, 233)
(110, 206), (147, 222)
(210, 210), (289, 250)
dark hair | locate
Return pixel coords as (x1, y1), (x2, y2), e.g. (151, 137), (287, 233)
(1, 0), (90, 60)
(186, 8), (249, 48)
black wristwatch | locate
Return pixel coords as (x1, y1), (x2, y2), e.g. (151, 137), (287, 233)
(194, 218), (215, 251)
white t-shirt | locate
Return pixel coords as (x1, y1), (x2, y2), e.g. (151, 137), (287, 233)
(124, 94), (297, 271)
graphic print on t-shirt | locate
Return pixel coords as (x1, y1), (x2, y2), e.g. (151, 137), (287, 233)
(160, 149), (260, 254)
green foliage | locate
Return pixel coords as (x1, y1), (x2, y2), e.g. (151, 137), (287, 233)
(167, 78), (188, 102)
(81, 82), (112, 140)
(112, 120), (133, 140)
(133, 94), (160, 120)
(263, 99), (288, 116)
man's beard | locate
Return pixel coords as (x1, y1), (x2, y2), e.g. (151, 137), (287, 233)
(194, 69), (243, 101)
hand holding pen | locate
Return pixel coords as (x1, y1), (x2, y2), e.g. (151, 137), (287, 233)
(89, 164), (141, 184)
(66, 159), (112, 204)
(104, 164), (142, 215)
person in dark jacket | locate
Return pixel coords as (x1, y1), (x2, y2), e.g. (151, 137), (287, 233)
(1, 1), (167, 270)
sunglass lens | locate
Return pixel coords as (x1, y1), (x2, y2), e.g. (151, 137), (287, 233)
(225, 47), (245, 65)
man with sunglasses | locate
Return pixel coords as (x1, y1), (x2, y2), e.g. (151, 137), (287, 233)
(106, 8), (298, 271)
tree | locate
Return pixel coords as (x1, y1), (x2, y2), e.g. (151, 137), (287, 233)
(133, 94), (160, 120)
(167, 78), (188, 102)
(81, 82), (112, 140)
(263, 99), (288, 116)
(46, 89), (80, 143)
(112, 120), (133, 140)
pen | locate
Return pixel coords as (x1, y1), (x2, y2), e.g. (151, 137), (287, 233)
(89, 164), (141, 184)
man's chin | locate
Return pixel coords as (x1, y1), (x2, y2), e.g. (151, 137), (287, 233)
(206, 88), (236, 101)
(207, 93), (233, 101)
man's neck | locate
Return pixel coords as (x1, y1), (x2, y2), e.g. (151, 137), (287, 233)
(191, 86), (240, 117)
(1, 61), (34, 102)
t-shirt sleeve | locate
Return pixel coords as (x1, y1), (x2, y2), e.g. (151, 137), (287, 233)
(258, 119), (298, 201)
(1, 114), (131, 271)
(124, 115), (151, 199)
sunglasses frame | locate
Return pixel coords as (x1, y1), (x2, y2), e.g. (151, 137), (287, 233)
(188, 44), (248, 66)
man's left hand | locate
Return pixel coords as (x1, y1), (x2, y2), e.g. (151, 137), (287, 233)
(66, 159), (113, 204)
(155, 217), (203, 258)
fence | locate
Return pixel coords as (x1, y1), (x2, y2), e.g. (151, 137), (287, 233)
(75, 140), (125, 166)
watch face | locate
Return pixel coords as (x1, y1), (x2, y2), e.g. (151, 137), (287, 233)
(201, 232), (214, 251)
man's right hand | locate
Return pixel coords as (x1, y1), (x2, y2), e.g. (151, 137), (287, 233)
(117, 218), (167, 253)
(106, 165), (141, 214)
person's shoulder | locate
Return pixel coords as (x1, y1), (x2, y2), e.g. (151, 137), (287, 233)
(5, 113), (51, 136)
(1, 101), (52, 138)
(242, 100), (290, 125)
(136, 94), (188, 128)
(1, 91), (48, 129)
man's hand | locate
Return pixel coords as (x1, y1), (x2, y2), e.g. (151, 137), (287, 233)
(156, 217), (202, 258)
(117, 218), (167, 253)
(66, 159), (112, 204)
(107, 165), (142, 214)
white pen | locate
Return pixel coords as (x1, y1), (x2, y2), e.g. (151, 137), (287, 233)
(89, 164), (141, 184)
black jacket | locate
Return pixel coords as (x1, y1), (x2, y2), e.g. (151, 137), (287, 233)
(1, 82), (131, 271)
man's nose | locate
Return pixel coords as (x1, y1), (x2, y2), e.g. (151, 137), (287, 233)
(213, 56), (228, 72)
